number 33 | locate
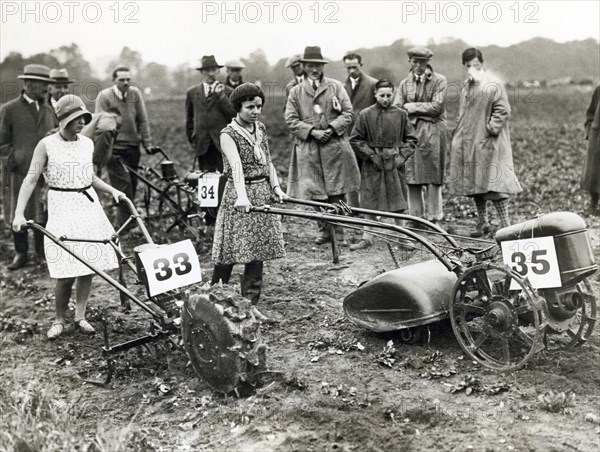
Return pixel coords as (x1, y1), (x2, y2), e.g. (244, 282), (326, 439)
(153, 253), (192, 281)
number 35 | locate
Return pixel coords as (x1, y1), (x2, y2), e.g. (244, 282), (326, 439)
(511, 249), (550, 276)
(153, 253), (192, 281)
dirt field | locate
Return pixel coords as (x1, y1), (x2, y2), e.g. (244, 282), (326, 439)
(1, 87), (599, 451)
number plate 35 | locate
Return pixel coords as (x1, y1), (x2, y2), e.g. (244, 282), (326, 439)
(138, 240), (202, 296)
(500, 236), (561, 289)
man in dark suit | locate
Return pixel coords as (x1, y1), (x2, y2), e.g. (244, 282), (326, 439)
(0, 64), (57, 269)
(185, 55), (236, 173)
(342, 53), (377, 211)
(284, 54), (305, 99)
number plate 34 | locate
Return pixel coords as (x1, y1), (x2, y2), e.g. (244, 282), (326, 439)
(137, 240), (202, 296)
(500, 236), (561, 289)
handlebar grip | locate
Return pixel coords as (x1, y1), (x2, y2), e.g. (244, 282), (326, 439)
(145, 146), (162, 155)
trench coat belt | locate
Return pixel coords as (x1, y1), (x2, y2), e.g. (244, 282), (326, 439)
(48, 185), (94, 202)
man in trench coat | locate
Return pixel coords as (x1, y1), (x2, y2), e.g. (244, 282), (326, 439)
(581, 85), (600, 215)
(0, 64), (57, 269)
(285, 46), (360, 245)
(394, 47), (448, 223)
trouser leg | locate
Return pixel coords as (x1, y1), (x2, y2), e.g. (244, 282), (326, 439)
(474, 195), (488, 225)
(241, 261), (263, 305)
(426, 184), (443, 221)
(211, 263), (234, 285)
(408, 185), (425, 218)
(106, 152), (135, 229)
(361, 213), (378, 242)
(591, 192), (599, 208)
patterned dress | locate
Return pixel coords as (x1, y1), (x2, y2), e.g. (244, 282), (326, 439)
(212, 121), (285, 265)
(42, 133), (119, 278)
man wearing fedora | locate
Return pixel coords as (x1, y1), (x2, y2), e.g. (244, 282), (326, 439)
(223, 59), (246, 97)
(95, 66), (153, 230)
(284, 54), (306, 99)
(394, 47), (448, 224)
(185, 55), (236, 174)
(285, 46), (360, 246)
(0, 64), (57, 269)
(49, 68), (75, 109)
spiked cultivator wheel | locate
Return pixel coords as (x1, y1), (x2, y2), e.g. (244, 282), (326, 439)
(450, 263), (547, 371)
(181, 285), (267, 393)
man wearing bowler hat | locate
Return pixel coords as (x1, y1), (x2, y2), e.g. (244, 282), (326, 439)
(223, 59), (246, 97)
(49, 68), (75, 108)
(0, 64), (57, 269)
(285, 46), (360, 246)
(394, 47), (448, 224)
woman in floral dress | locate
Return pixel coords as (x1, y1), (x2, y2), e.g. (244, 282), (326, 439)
(13, 95), (125, 339)
(211, 83), (286, 319)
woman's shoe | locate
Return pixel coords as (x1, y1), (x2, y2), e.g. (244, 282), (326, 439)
(470, 222), (491, 238)
(76, 319), (96, 334)
(47, 322), (64, 340)
(349, 239), (372, 251)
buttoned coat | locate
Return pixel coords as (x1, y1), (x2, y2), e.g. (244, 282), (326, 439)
(185, 85), (236, 157)
(285, 77), (360, 199)
(0, 95), (57, 223)
(344, 71), (377, 128)
(394, 69), (448, 185)
(447, 75), (522, 196)
(581, 85), (600, 193)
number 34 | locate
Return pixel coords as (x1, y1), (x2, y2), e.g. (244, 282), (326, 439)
(153, 253), (192, 281)
(510, 249), (550, 277)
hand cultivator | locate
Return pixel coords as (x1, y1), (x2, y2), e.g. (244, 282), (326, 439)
(24, 197), (266, 394)
(253, 199), (598, 371)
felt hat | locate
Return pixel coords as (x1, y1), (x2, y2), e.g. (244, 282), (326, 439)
(196, 55), (223, 71)
(407, 47), (434, 60)
(50, 68), (76, 84)
(55, 95), (92, 129)
(299, 46), (329, 64)
(17, 64), (52, 82)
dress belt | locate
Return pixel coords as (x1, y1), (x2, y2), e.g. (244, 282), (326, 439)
(48, 185), (94, 202)
(227, 176), (268, 185)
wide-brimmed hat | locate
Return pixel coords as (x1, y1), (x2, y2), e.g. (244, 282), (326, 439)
(299, 46), (329, 64)
(196, 55), (223, 71)
(286, 54), (303, 68)
(225, 59), (245, 69)
(50, 68), (76, 84)
(407, 47), (434, 60)
(55, 95), (92, 129)
(17, 64), (52, 82)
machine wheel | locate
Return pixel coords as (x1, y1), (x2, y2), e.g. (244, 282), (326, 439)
(544, 278), (598, 350)
(450, 263), (546, 371)
(181, 284), (267, 394)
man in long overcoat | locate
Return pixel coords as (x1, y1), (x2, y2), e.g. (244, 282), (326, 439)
(185, 55), (236, 173)
(394, 47), (448, 223)
(447, 48), (521, 236)
(285, 46), (360, 245)
(581, 85), (600, 215)
(0, 64), (56, 269)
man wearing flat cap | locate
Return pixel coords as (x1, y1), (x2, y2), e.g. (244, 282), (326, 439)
(284, 54), (306, 99)
(223, 59), (246, 97)
(0, 64), (57, 269)
(49, 68), (75, 109)
(285, 46), (360, 246)
(394, 46), (448, 224)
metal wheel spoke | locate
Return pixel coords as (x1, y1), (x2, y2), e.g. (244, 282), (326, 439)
(515, 303), (534, 315)
(471, 332), (489, 351)
(502, 273), (513, 296)
(454, 303), (485, 314)
(566, 329), (577, 339)
(474, 270), (492, 298)
(515, 328), (534, 347)
(501, 338), (511, 364)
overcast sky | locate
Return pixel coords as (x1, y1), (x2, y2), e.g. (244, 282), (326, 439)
(1, 0), (599, 75)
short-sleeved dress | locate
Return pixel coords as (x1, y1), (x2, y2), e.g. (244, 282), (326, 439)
(212, 121), (285, 265)
(42, 133), (119, 278)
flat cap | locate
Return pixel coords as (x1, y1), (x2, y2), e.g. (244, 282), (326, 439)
(225, 59), (245, 69)
(286, 54), (302, 68)
(407, 47), (434, 60)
